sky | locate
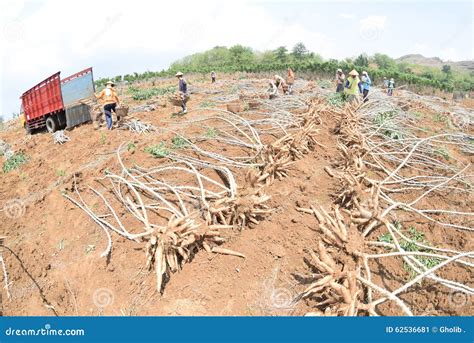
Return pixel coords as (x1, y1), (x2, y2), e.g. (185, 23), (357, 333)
(0, 0), (472, 119)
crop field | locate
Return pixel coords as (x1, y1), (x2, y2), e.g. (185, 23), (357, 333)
(0, 75), (472, 316)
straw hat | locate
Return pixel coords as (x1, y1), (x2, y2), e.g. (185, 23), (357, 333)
(362, 71), (368, 76)
(390, 78), (394, 81)
(349, 70), (359, 76)
(337, 68), (342, 73)
(175, 72), (184, 77)
(105, 80), (115, 86)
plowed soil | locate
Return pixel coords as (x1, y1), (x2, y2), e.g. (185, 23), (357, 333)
(0, 75), (472, 316)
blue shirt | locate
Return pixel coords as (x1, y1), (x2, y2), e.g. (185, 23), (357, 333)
(361, 76), (371, 91)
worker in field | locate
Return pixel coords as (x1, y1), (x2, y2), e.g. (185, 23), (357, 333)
(287, 67), (295, 94)
(176, 72), (189, 114)
(274, 75), (288, 95)
(383, 77), (389, 89)
(211, 71), (216, 83)
(344, 70), (360, 102)
(360, 71), (371, 102)
(95, 81), (120, 130)
(335, 68), (345, 93)
(387, 78), (395, 96)
(268, 80), (278, 99)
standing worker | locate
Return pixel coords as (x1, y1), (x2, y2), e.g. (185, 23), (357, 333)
(95, 80), (120, 130)
(383, 77), (389, 89)
(211, 71), (216, 83)
(360, 71), (371, 102)
(176, 72), (189, 114)
(344, 70), (360, 103)
(286, 67), (295, 94)
(335, 68), (345, 93)
(387, 78), (395, 96)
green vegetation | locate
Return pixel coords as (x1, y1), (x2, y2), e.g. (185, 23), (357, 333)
(128, 85), (176, 101)
(95, 44), (473, 93)
(144, 142), (170, 158)
(435, 147), (450, 161)
(433, 113), (454, 129)
(378, 224), (441, 279)
(205, 127), (218, 138)
(171, 136), (189, 149)
(372, 110), (403, 139)
(199, 101), (215, 108)
(56, 169), (66, 177)
(319, 79), (332, 89)
(127, 142), (136, 152)
(100, 132), (107, 145)
(3, 152), (28, 173)
(327, 92), (347, 107)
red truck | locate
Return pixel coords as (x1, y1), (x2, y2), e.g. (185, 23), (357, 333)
(20, 67), (96, 133)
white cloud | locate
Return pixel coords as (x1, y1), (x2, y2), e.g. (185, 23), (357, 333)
(340, 13), (357, 19)
(439, 47), (461, 62)
(0, 0), (333, 118)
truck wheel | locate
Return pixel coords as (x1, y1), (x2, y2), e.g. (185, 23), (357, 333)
(46, 116), (59, 133)
(25, 124), (32, 135)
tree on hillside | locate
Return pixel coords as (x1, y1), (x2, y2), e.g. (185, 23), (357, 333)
(372, 53), (396, 70)
(442, 64), (452, 77)
(229, 45), (254, 66)
(274, 46), (288, 62)
(292, 42), (308, 60)
(354, 53), (369, 67)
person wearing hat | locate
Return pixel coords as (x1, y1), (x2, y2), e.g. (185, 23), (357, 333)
(344, 69), (360, 102)
(211, 71), (216, 83)
(360, 71), (371, 103)
(176, 72), (189, 114)
(383, 77), (389, 89)
(95, 80), (120, 130)
(335, 68), (345, 93)
(388, 78), (395, 96)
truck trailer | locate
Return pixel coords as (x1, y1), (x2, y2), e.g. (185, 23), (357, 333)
(20, 67), (96, 133)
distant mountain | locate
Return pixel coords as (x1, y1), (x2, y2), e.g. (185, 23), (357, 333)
(397, 54), (474, 73)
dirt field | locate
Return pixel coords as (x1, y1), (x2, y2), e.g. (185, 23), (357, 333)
(0, 75), (472, 316)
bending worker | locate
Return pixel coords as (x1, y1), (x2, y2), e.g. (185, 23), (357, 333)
(176, 72), (189, 114)
(95, 80), (120, 130)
